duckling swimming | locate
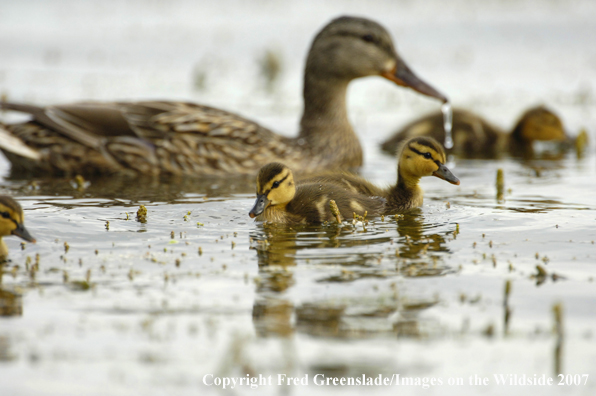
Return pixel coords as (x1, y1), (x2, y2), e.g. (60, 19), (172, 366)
(248, 163), (385, 224)
(0, 196), (36, 259)
(306, 137), (460, 214)
(381, 106), (567, 158)
(0, 16), (447, 176)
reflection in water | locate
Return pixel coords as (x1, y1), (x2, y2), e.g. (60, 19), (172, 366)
(2, 173), (255, 204)
(0, 287), (23, 317)
(395, 210), (455, 278)
(296, 304), (344, 337)
(252, 298), (293, 338)
(250, 211), (457, 339)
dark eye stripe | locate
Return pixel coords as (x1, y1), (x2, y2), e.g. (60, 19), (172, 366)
(408, 145), (443, 166)
(271, 174), (289, 190)
(362, 34), (375, 43)
(409, 145), (432, 159)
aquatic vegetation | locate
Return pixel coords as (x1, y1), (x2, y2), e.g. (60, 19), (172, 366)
(136, 205), (148, 223)
(496, 168), (505, 202)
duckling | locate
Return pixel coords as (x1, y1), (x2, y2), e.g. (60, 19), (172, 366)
(306, 137), (460, 214)
(381, 106), (568, 158)
(248, 163), (385, 224)
(0, 196), (36, 259)
(0, 16), (447, 177)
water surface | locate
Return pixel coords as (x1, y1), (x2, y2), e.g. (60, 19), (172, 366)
(1, 1), (596, 395)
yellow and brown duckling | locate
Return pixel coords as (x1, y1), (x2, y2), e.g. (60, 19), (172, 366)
(248, 163), (385, 224)
(0, 196), (36, 259)
(306, 137), (460, 214)
(381, 106), (568, 158)
(0, 16), (447, 177)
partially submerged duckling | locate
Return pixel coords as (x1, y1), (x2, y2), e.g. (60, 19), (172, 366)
(306, 137), (460, 214)
(0, 196), (36, 259)
(381, 106), (568, 158)
(248, 163), (385, 224)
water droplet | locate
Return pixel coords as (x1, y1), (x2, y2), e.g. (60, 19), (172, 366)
(441, 102), (453, 149)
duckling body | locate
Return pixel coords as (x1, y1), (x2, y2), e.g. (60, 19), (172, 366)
(0, 16), (447, 177)
(249, 163), (385, 224)
(381, 106), (567, 158)
(0, 196), (36, 259)
(306, 137), (460, 214)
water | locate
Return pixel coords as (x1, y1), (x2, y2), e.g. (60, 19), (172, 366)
(441, 102), (454, 149)
(1, 1), (596, 395)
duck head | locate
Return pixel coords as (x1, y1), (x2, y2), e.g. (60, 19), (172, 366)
(511, 106), (567, 143)
(306, 16), (447, 102)
(0, 196), (36, 243)
(398, 137), (460, 185)
(249, 163), (296, 218)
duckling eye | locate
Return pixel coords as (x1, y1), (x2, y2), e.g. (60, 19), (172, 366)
(0, 212), (10, 219)
(362, 34), (375, 43)
(272, 181), (281, 189)
(423, 152), (432, 159)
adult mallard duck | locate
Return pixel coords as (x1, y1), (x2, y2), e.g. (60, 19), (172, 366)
(248, 162), (385, 224)
(0, 16), (446, 177)
(0, 196), (36, 260)
(381, 106), (568, 158)
(306, 137), (460, 214)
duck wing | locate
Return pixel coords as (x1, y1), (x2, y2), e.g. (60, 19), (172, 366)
(0, 101), (300, 175)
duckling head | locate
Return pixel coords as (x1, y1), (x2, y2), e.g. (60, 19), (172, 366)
(398, 137), (460, 185)
(307, 16), (447, 102)
(511, 106), (566, 142)
(0, 196), (36, 242)
(249, 163), (296, 218)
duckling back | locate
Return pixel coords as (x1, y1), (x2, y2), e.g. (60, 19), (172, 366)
(299, 171), (385, 198)
(285, 182), (385, 224)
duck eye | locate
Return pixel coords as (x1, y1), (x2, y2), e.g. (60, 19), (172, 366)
(362, 34), (375, 43)
(423, 152), (432, 159)
(272, 181), (281, 189)
(0, 212), (10, 219)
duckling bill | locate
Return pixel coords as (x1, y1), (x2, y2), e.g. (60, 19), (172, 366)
(0, 196), (36, 259)
(249, 163), (385, 224)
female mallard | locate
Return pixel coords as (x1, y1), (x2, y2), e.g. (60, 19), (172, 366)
(0, 16), (446, 176)
(306, 137), (460, 214)
(248, 162), (385, 224)
(381, 106), (568, 158)
(0, 196), (36, 259)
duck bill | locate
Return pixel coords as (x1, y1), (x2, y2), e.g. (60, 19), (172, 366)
(382, 58), (448, 103)
(433, 163), (460, 185)
(12, 223), (36, 243)
(249, 194), (269, 218)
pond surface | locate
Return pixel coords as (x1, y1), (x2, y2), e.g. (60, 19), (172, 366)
(1, 1), (595, 395)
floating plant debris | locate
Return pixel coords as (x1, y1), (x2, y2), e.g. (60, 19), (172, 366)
(136, 205), (148, 223)
(496, 168), (505, 202)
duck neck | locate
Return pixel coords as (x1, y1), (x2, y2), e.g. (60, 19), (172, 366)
(260, 204), (289, 223)
(387, 168), (423, 209)
(396, 168), (421, 193)
(298, 73), (362, 168)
